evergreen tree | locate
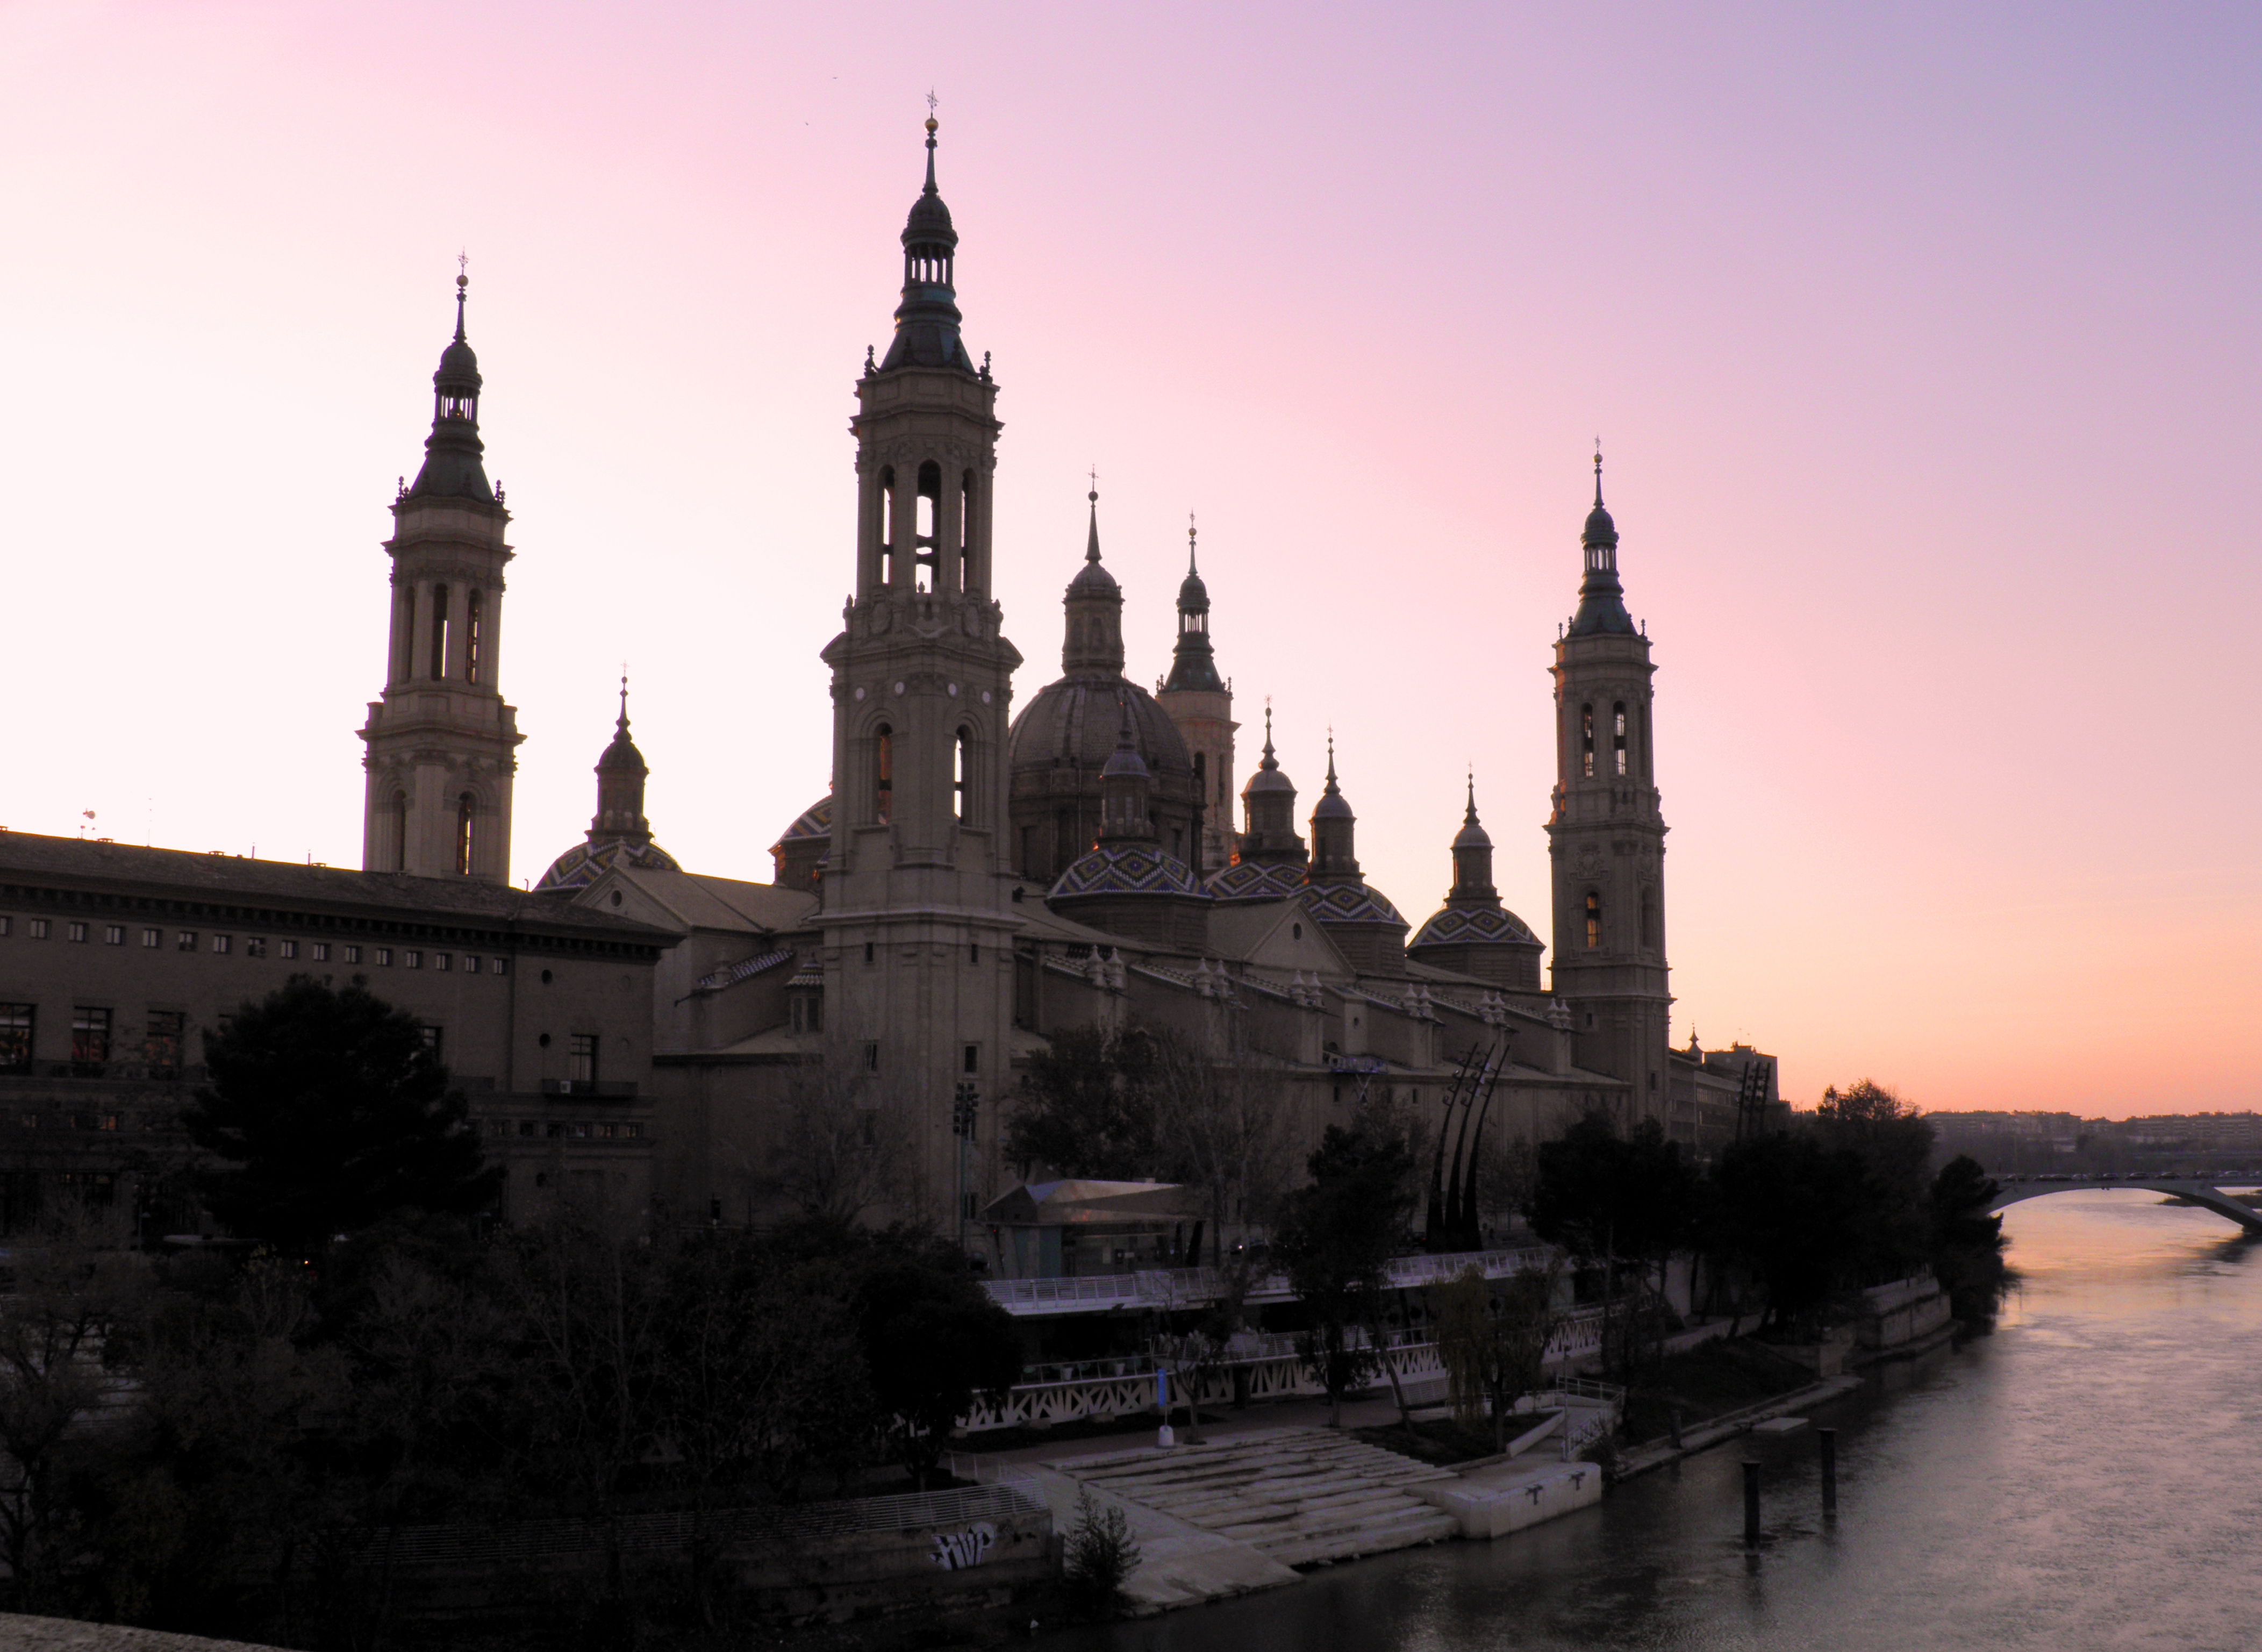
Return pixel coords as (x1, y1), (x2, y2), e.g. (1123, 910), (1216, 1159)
(186, 977), (499, 1254)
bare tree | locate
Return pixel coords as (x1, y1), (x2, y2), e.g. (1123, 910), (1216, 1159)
(768, 1067), (913, 1225)
(1149, 1018), (1297, 1267)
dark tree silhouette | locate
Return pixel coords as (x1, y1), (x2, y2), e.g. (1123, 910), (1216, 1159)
(1271, 1124), (1415, 1426)
(187, 977), (499, 1254)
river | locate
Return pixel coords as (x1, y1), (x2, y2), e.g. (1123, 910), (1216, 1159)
(1040, 1190), (2262, 1651)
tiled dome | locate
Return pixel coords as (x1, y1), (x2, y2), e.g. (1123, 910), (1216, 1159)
(1409, 905), (1540, 948)
(1301, 881), (1405, 926)
(534, 837), (682, 893)
(1050, 843), (1203, 900)
(1202, 860), (1307, 904)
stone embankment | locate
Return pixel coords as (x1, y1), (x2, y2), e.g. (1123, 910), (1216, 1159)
(0, 1619), (284, 1652)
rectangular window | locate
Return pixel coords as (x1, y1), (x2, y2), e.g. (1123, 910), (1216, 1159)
(546, 1121), (566, 1138)
(0, 917), (11, 936)
(963, 1043), (980, 1075)
(462, 954), (479, 975)
(620, 1121), (643, 1139)
(70, 1007), (111, 1067)
(403, 950), (421, 969)
(517, 1119), (536, 1136)
(343, 945), (362, 964)
(176, 931), (196, 951)
(103, 925), (123, 946)
(596, 1122), (616, 1139)
(17, 1113), (36, 1129)
(211, 934), (232, 955)
(145, 1011), (184, 1077)
(483, 1118), (510, 1138)
(279, 939), (298, 960)
(569, 1034), (598, 1085)
(434, 952), (451, 972)
(30, 919), (50, 940)
(420, 1025), (443, 1060)
(67, 922), (87, 943)
(862, 1040), (880, 1074)
(141, 928), (160, 948)
(569, 1121), (591, 1139)
(312, 942), (330, 962)
(491, 957), (508, 977)
(95, 1114), (120, 1132)
(374, 948), (392, 967)
(0, 1005), (32, 1074)
(245, 936), (267, 959)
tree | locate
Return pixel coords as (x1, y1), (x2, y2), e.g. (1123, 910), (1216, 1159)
(1004, 1025), (1161, 1179)
(1927, 1155), (2015, 1328)
(767, 1068), (911, 1224)
(1707, 1131), (1867, 1333)
(186, 977), (499, 1254)
(1061, 1487), (1142, 1619)
(851, 1233), (1021, 1487)
(1814, 1079), (1936, 1285)
(1270, 1125), (1414, 1427)
(1148, 1021), (1295, 1266)
(1431, 1258), (1565, 1450)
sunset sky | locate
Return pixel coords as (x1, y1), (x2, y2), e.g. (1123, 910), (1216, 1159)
(2, 3), (2255, 1117)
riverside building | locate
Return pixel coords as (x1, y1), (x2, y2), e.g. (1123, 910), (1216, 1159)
(0, 117), (1770, 1247)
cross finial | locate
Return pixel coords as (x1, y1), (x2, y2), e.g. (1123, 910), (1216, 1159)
(1088, 463), (1099, 499)
(1592, 437), (1605, 507)
(618, 663), (630, 729)
(1187, 511), (1199, 573)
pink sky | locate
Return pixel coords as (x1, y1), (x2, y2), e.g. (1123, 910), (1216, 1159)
(2, 3), (2255, 1117)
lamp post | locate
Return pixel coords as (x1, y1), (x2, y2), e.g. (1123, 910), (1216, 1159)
(953, 1081), (980, 1258)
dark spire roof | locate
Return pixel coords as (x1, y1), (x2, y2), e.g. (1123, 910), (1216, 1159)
(597, 670), (647, 776)
(1452, 772), (1491, 851)
(1568, 445), (1636, 637)
(879, 113), (976, 373)
(1311, 733), (1353, 821)
(1067, 483), (1119, 597)
(1162, 513), (1224, 693)
(406, 269), (496, 503)
(1243, 703), (1294, 796)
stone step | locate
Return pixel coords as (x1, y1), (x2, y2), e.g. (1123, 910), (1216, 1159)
(1260, 1508), (1463, 1568)
(1209, 1490), (1439, 1541)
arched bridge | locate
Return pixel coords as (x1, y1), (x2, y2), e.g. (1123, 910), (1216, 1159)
(1986, 1176), (2262, 1235)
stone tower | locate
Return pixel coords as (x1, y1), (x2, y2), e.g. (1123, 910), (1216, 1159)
(1545, 454), (1671, 1119)
(1156, 519), (1237, 875)
(817, 116), (1022, 1231)
(359, 273), (522, 882)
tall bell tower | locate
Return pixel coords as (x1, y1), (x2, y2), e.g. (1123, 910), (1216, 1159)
(1156, 518), (1236, 876)
(1545, 453), (1671, 1119)
(359, 271), (522, 882)
(818, 115), (1023, 1231)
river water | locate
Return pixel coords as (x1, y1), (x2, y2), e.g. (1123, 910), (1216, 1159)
(1041, 1190), (2262, 1652)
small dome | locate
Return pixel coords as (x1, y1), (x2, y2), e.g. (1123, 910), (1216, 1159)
(1243, 763), (1294, 797)
(1101, 738), (1148, 781)
(774, 795), (832, 848)
(905, 188), (956, 242)
(1068, 557), (1121, 598)
(1178, 565), (1209, 610)
(1451, 816), (1492, 852)
(1582, 501), (1617, 550)
(1202, 860), (1306, 904)
(436, 336), (480, 388)
(1312, 790), (1354, 822)
(598, 725), (646, 775)
(1302, 882), (1404, 927)
(535, 836), (682, 893)
(1050, 843), (1202, 900)
(1409, 905), (1539, 949)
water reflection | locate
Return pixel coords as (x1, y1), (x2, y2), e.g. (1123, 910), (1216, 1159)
(1042, 1191), (2262, 1651)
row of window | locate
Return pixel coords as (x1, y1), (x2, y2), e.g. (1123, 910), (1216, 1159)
(1580, 889), (1663, 950)
(481, 1118), (643, 1141)
(0, 916), (509, 975)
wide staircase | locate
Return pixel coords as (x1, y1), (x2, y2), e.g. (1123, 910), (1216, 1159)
(1055, 1428), (1462, 1568)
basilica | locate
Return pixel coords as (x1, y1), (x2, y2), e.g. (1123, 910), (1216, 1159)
(0, 118), (1773, 1247)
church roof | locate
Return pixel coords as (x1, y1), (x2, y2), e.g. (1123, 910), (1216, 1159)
(772, 794), (831, 849)
(1049, 842), (1204, 900)
(1408, 904), (1541, 949)
(1010, 677), (1193, 777)
(535, 836), (682, 892)
(1301, 881), (1406, 927)
(1202, 859), (1306, 904)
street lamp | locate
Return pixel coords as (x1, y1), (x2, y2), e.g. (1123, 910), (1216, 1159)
(953, 1081), (979, 1258)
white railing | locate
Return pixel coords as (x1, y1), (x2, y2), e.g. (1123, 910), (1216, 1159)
(957, 1304), (1614, 1433)
(981, 1247), (1561, 1317)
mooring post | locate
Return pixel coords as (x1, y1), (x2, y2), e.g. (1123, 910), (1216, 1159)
(1742, 1459), (1762, 1544)
(1819, 1427), (1837, 1516)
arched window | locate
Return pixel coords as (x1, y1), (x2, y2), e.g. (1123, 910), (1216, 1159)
(953, 728), (971, 821)
(1192, 751), (1206, 804)
(1580, 704), (1595, 779)
(391, 791), (409, 872)
(914, 461), (941, 594)
(1641, 886), (1658, 949)
(960, 469), (976, 592)
(430, 584), (449, 680)
(1613, 702), (1628, 777)
(455, 793), (477, 876)
(878, 467), (896, 586)
(1584, 890), (1602, 949)
(874, 725), (893, 824)
(466, 590), (485, 685)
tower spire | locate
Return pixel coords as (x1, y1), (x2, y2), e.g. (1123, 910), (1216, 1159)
(406, 263), (493, 502)
(881, 106), (973, 373)
(1569, 444), (1633, 636)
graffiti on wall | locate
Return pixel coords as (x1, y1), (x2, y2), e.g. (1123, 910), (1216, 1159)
(930, 1520), (998, 1570)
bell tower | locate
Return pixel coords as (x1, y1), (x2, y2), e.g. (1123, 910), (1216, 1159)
(1545, 452), (1672, 1120)
(818, 115), (1022, 1233)
(359, 270), (522, 882)
(1156, 517), (1236, 875)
